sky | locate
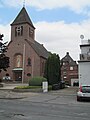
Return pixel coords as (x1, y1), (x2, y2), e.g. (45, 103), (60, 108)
(1, 0), (90, 61)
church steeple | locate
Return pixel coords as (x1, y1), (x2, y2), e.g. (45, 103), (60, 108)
(11, 7), (35, 41)
(11, 7), (35, 29)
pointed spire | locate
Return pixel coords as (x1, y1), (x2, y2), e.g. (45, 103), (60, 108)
(11, 7), (35, 29)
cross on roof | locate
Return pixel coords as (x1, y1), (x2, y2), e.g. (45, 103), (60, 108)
(23, 0), (25, 7)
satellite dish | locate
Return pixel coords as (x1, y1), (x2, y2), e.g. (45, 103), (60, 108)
(80, 35), (84, 39)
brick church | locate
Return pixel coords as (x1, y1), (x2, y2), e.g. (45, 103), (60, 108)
(1, 7), (49, 83)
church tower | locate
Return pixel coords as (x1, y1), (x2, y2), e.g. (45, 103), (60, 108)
(11, 7), (35, 42)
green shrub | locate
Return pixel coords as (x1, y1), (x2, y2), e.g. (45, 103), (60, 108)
(29, 76), (47, 86)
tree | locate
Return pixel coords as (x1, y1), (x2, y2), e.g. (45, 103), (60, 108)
(44, 53), (61, 85)
(0, 34), (9, 72)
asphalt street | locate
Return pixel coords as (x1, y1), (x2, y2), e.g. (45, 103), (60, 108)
(0, 86), (90, 120)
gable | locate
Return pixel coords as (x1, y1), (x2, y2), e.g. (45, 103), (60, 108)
(61, 52), (77, 66)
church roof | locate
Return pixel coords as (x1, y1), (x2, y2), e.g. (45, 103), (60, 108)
(25, 39), (50, 59)
(11, 7), (35, 28)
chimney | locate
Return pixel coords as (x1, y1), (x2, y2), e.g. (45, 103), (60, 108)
(66, 52), (69, 55)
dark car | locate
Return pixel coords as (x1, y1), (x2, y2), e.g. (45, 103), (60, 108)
(52, 83), (60, 90)
(60, 80), (65, 89)
(52, 81), (65, 90)
(73, 81), (79, 86)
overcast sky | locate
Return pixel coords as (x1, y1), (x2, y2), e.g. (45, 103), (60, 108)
(1, 0), (90, 61)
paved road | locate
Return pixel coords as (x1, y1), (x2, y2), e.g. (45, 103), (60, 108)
(0, 87), (90, 120)
(0, 99), (90, 120)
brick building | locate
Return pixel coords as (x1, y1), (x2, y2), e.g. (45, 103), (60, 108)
(0, 7), (49, 83)
(61, 52), (78, 85)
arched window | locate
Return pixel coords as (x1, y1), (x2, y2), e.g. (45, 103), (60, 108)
(15, 27), (17, 36)
(21, 26), (23, 36)
(29, 27), (34, 39)
(15, 26), (23, 37)
(27, 58), (31, 66)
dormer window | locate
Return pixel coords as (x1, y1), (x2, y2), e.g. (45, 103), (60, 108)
(15, 26), (23, 37)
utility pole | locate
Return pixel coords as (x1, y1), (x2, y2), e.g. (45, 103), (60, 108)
(22, 44), (25, 84)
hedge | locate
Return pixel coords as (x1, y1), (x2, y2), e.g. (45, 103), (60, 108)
(29, 76), (47, 86)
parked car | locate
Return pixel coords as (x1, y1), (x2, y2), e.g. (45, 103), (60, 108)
(77, 85), (90, 101)
(52, 81), (65, 90)
(52, 83), (60, 90)
(60, 80), (65, 89)
(73, 80), (79, 86)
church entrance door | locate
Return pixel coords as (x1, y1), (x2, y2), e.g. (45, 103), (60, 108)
(14, 71), (22, 81)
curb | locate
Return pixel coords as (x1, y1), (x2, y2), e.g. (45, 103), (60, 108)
(0, 97), (26, 100)
(12, 88), (42, 93)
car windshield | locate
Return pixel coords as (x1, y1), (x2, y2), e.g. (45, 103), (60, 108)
(82, 86), (90, 93)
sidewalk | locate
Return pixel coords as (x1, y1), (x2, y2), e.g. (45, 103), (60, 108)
(0, 83), (39, 99)
(0, 83), (30, 99)
(0, 83), (28, 90)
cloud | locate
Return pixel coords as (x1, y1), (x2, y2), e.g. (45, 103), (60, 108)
(2, 0), (22, 7)
(1, 19), (90, 61)
(0, 24), (10, 43)
(35, 20), (90, 60)
(2, 0), (90, 14)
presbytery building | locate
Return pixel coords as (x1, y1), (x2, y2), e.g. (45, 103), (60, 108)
(0, 7), (49, 83)
(61, 52), (78, 85)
